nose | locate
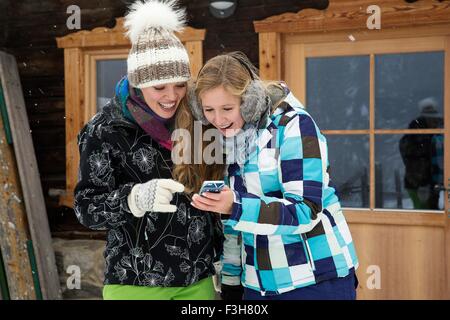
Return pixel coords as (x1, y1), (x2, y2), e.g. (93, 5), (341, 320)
(166, 87), (177, 101)
(213, 111), (227, 127)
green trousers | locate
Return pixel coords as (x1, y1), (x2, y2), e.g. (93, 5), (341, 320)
(103, 276), (216, 300)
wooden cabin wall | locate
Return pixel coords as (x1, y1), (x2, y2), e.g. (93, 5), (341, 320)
(0, 0), (327, 236)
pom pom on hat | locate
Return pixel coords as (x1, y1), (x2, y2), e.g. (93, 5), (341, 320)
(124, 0), (187, 43)
(124, 0), (191, 88)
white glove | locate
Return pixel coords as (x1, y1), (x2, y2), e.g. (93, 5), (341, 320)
(127, 179), (185, 217)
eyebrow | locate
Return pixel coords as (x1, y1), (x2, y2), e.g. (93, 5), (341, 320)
(154, 82), (186, 88)
(203, 104), (235, 108)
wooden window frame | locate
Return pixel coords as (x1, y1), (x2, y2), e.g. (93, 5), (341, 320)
(56, 18), (206, 208)
(281, 36), (449, 226)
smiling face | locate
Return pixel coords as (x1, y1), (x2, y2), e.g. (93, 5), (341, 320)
(200, 85), (245, 137)
(141, 82), (187, 119)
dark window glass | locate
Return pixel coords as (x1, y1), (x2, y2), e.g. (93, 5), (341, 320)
(96, 60), (127, 111)
(307, 56), (370, 130)
(326, 135), (370, 208)
(376, 134), (444, 210)
(375, 52), (444, 129)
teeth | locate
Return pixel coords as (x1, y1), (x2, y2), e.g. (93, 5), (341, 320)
(219, 124), (232, 129)
(159, 102), (176, 109)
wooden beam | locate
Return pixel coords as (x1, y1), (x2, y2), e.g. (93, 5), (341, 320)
(185, 41), (204, 78)
(64, 48), (83, 195)
(345, 210), (445, 227)
(284, 24), (450, 45)
(444, 36), (450, 299)
(56, 17), (205, 49)
(0, 85), (35, 299)
(0, 52), (61, 300)
(369, 54), (375, 210)
(254, 0), (450, 34)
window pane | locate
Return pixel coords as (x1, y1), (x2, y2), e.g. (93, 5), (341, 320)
(326, 135), (370, 208)
(306, 56), (370, 130)
(375, 134), (444, 210)
(96, 60), (127, 111)
(375, 52), (444, 129)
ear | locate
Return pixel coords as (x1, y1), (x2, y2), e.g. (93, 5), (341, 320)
(187, 82), (210, 125)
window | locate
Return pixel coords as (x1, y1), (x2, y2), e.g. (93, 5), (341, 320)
(96, 59), (127, 110)
(306, 51), (445, 210)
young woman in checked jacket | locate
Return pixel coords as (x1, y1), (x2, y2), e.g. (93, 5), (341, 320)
(183, 52), (359, 300)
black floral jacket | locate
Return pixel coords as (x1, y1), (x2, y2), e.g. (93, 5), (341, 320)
(74, 97), (223, 287)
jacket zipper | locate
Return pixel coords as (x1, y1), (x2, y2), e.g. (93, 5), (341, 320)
(302, 234), (316, 271)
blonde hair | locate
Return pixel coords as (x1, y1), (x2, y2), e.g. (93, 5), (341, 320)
(172, 99), (224, 194)
(172, 52), (283, 193)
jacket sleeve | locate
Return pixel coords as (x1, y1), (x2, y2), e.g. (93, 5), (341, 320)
(74, 126), (136, 231)
(225, 112), (325, 235)
(220, 220), (242, 286)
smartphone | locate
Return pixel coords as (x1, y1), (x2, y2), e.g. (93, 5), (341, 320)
(199, 180), (225, 195)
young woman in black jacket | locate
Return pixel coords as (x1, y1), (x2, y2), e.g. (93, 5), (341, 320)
(74, 0), (222, 300)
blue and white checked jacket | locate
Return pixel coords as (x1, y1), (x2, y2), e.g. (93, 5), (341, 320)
(221, 92), (359, 296)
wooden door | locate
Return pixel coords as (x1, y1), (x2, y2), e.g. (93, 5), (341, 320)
(279, 34), (450, 299)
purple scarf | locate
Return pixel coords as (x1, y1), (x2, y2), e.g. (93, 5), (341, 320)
(116, 77), (174, 151)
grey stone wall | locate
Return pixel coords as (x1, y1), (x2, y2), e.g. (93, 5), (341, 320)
(52, 238), (105, 300)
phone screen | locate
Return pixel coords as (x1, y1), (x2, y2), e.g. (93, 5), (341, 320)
(200, 181), (225, 194)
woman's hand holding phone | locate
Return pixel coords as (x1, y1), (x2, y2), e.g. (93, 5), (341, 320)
(190, 185), (234, 215)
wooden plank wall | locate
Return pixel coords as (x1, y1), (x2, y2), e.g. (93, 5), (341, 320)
(0, 0), (324, 234)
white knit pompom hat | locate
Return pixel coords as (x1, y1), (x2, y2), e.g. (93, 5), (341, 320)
(124, 0), (191, 88)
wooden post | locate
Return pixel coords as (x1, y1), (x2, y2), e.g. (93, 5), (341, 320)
(258, 32), (281, 81)
(0, 52), (61, 299)
(444, 36), (450, 299)
(0, 65), (36, 300)
(64, 48), (83, 196)
(185, 40), (203, 78)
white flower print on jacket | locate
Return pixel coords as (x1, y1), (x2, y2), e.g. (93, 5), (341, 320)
(132, 146), (158, 174)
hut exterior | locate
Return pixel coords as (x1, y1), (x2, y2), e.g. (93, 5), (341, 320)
(0, 0), (448, 300)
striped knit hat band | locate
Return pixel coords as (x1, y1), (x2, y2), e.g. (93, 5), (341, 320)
(124, 0), (191, 89)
